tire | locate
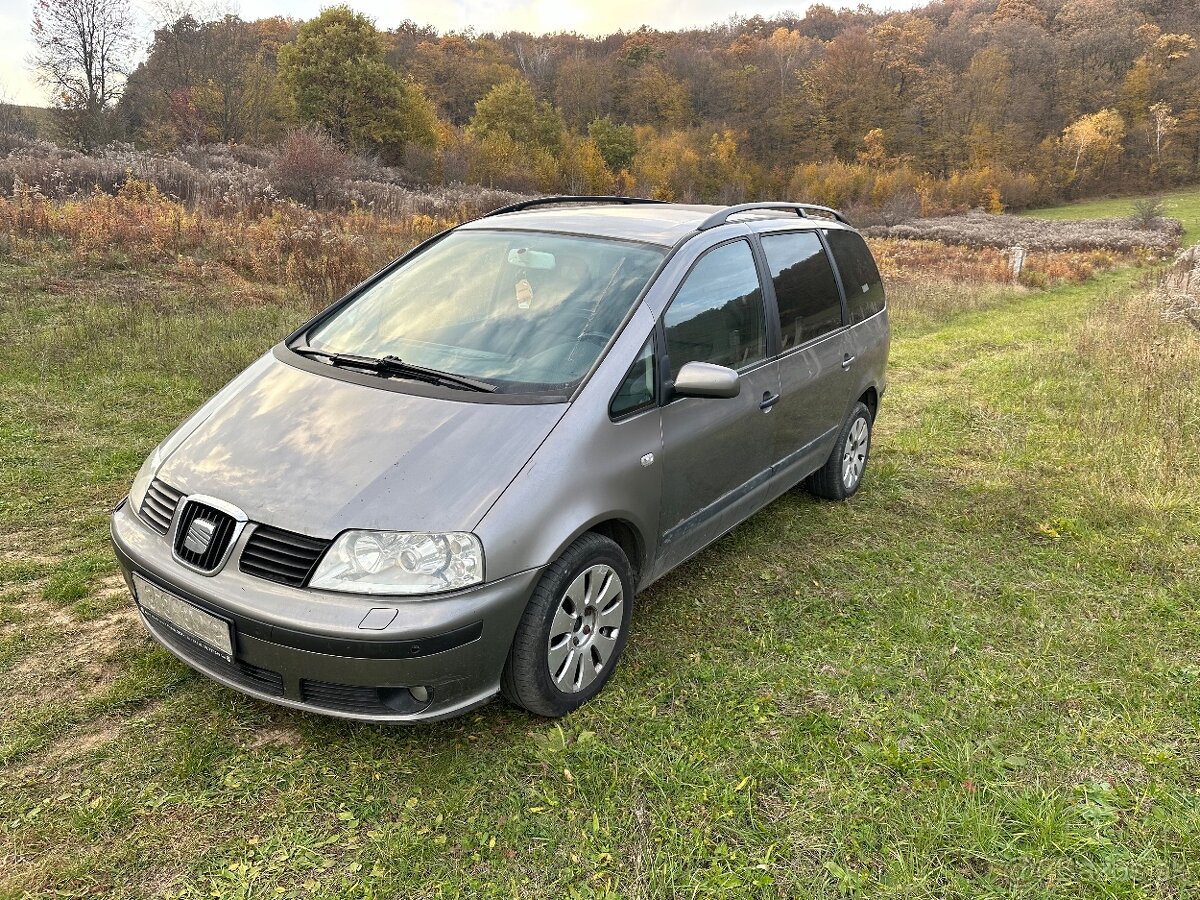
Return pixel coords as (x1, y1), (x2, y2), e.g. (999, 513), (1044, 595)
(807, 401), (873, 501)
(501, 532), (634, 717)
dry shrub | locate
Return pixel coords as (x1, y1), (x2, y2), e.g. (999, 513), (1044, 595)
(788, 161), (1045, 215)
(0, 178), (202, 264)
(868, 238), (1127, 286)
(866, 210), (1182, 254)
(1157, 246), (1200, 331)
(0, 140), (528, 219)
(0, 179), (457, 303)
(268, 128), (353, 207)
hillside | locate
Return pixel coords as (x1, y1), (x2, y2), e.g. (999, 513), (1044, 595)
(12, 0), (1200, 209)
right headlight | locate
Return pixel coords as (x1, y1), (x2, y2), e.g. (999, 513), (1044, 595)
(309, 530), (484, 596)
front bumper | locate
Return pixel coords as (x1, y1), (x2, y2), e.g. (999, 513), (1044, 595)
(110, 498), (542, 722)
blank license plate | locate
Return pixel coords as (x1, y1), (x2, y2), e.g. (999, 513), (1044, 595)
(134, 574), (234, 661)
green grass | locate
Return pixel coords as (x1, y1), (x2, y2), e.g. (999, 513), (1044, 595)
(0, 214), (1197, 897)
(1022, 187), (1200, 245)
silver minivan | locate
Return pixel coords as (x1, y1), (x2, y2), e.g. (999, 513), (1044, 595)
(111, 198), (889, 721)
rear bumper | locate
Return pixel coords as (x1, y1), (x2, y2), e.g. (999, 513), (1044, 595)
(110, 498), (542, 722)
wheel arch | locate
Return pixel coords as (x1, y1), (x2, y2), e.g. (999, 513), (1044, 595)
(581, 518), (646, 584)
(857, 385), (879, 422)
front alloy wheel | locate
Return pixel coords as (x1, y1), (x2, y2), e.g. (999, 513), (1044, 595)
(547, 564), (624, 693)
(502, 533), (634, 717)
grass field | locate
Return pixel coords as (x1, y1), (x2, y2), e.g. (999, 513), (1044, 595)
(1, 194), (1198, 898)
(1023, 188), (1200, 246)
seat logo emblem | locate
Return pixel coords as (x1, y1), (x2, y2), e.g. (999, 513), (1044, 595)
(183, 518), (218, 555)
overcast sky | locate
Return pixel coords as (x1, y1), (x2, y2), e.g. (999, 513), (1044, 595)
(0, 0), (915, 106)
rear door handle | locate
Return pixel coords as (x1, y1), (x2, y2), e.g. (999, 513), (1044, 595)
(842, 353), (856, 370)
(759, 391), (780, 411)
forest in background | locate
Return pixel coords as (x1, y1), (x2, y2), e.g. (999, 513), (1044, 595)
(7, 0), (1200, 215)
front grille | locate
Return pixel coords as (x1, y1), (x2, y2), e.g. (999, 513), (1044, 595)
(140, 479), (184, 533)
(240, 525), (331, 587)
(143, 608), (284, 696)
(300, 679), (427, 716)
(173, 501), (238, 572)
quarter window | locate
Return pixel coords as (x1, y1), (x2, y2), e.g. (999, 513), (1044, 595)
(825, 229), (885, 325)
(760, 231), (844, 349)
(664, 240), (766, 378)
(610, 338), (656, 418)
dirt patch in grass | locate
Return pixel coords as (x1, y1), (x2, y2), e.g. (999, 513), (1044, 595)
(4, 604), (143, 709)
(12, 716), (127, 783)
(247, 724), (305, 749)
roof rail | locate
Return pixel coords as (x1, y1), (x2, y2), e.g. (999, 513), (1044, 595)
(697, 202), (849, 230)
(484, 196), (667, 217)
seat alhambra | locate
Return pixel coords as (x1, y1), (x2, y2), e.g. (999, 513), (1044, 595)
(111, 197), (889, 721)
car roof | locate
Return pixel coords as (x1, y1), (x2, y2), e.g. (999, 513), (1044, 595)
(456, 203), (854, 248)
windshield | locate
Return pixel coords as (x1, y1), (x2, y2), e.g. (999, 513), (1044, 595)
(304, 229), (664, 394)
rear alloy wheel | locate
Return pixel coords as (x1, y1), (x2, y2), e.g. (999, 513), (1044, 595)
(502, 533), (634, 717)
(807, 401), (874, 501)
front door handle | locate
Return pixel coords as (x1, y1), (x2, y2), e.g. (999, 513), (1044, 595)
(759, 391), (780, 411)
(842, 353), (856, 370)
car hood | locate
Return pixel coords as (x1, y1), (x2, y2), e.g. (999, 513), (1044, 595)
(157, 353), (566, 536)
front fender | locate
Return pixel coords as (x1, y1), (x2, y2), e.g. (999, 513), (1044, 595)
(474, 306), (662, 588)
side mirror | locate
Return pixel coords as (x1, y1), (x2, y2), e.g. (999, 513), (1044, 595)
(673, 361), (741, 400)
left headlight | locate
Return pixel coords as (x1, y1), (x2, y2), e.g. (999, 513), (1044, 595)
(309, 531), (484, 596)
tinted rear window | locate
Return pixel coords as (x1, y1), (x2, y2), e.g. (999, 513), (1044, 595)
(760, 231), (844, 349)
(825, 230), (885, 325)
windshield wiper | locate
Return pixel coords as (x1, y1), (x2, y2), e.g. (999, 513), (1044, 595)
(291, 346), (496, 393)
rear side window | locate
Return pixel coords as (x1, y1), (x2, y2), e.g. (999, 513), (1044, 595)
(760, 231), (844, 349)
(610, 338), (656, 418)
(664, 240), (766, 377)
(825, 229), (885, 325)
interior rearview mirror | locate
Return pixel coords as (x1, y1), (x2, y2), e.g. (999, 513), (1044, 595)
(673, 361), (740, 400)
(507, 248), (556, 269)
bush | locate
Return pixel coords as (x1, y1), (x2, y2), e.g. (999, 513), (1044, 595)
(268, 128), (354, 207)
(844, 191), (921, 227)
(1129, 196), (1167, 230)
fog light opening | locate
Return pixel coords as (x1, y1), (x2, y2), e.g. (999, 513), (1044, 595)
(377, 685), (432, 713)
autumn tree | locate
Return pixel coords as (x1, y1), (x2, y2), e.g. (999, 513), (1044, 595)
(121, 14), (297, 147)
(765, 28), (804, 98)
(411, 35), (521, 125)
(1061, 109), (1127, 187)
(32, 0), (136, 148)
(469, 76), (563, 152)
(1148, 102), (1179, 172)
(278, 6), (437, 160)
(588, 117), (637, 173)
(554, 54), (612, 129)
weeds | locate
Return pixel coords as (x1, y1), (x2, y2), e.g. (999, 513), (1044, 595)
(1057, 275), (1200, 505)
(0, 179), (454, 302)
